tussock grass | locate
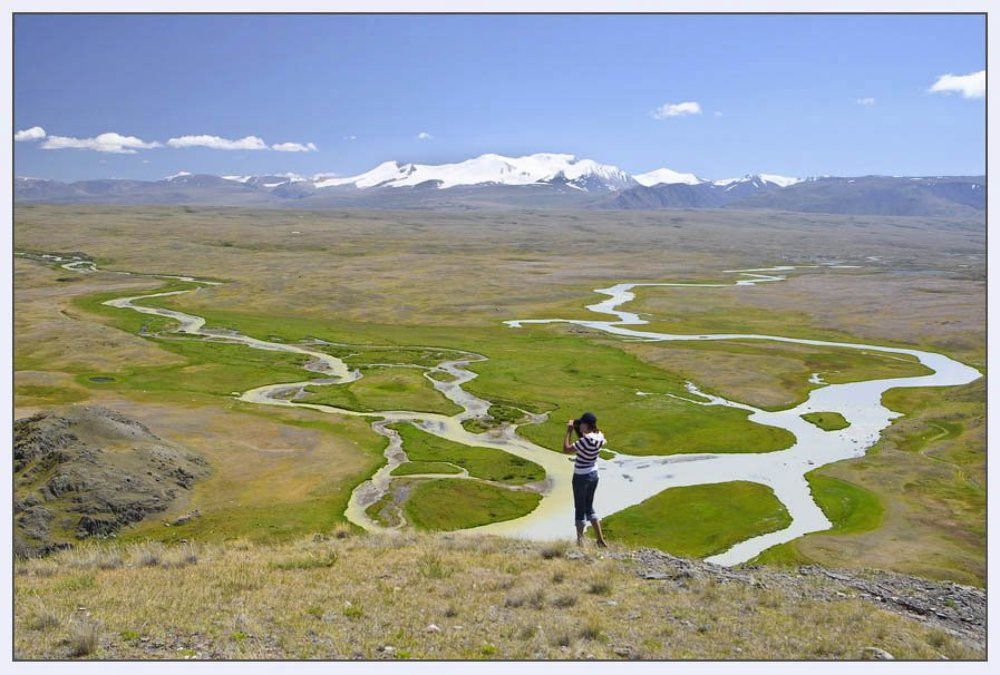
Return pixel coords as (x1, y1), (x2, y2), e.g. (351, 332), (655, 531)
(65, 620), (101, 657)
(26, 610), (61, 632)
(270, 552), (337, 570)
(61, 545), (124, 570)
(588, 580), (613, 596)
(13, 503), (983, 661)
(540, 542), (568, 560)
(579, 617), (604, 641)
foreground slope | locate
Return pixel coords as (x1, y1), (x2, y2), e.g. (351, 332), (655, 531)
(13, 532), (984, 660)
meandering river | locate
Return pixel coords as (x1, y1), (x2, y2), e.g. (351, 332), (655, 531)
(25, 253), (981, 565)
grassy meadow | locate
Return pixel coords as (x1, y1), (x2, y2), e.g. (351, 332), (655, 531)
(597, 481), (792, 558)
(12, 204), (985, 585)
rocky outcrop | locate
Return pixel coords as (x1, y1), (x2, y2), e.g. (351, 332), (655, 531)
(624, 548), (985, 648)
(14, 406), (208, 557)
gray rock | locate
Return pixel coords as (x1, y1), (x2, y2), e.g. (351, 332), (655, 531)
(14, 407), (209, 557)
(862, 647), (895, 660)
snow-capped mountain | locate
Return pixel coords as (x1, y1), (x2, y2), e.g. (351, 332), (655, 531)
(220, 173), (307, 188)
(166, 156), (799, 194)
(634, 167), (706, 186)
(313, 153), (636, 192)
(713, 173), (802, 189)
(15, 151), (982, 216)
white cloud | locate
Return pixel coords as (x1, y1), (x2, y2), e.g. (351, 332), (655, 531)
(343, 135), (357, 141)
(15, 126), (46, 141)
(166, 134), (269, 151)
(857, 97), (876, 106)
(929, 70), (985, 99)
(41, 132), (161, 154)
(272, 141), (318, 152)
(713, 111), (724, 117)
(652, 101), (702, 119)
(416, 131), (432, 140)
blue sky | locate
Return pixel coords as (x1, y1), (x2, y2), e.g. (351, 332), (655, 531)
(14, 14), (985, 181)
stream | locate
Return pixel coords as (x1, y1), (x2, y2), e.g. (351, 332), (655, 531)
(23, 253), (982, 566)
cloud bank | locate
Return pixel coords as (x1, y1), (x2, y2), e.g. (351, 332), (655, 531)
(272, 141), (318, 152)
(15, 126), (47, 141)
(23, 129), (321, 155)
(41, 132), (161, 154)
(929, 71), (985, 99)
(652, 101), (702, 119)
(166, 135), (269, 150)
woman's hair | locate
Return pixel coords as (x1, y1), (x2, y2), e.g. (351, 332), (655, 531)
(576, 412), (598, 434)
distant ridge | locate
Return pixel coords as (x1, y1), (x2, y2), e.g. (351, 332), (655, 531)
(14, 152), (984, 217)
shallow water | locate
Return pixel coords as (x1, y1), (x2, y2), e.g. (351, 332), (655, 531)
(500, 268), (980, 564)
(34, 252), (981, 565)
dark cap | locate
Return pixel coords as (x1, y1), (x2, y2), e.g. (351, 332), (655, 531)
(575, 412), (597, 427)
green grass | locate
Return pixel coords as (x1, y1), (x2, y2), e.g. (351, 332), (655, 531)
(808, 473), (884, 534)
(801, 412), (850, 431)
(107, 294), (798, 458)
(461, 418), (494, 434)
(488, 402), (525, 424)
(301, 366), (461, 415)
(749, 472), (883, 566)
(71, 280), (202, 335)
(461, 325), (798, 457)
(342, 347), (467, 368)
(390, 461), (463, 476)
(364, 492), (397, 526)
(750, 382), (984, 584)
(427, 370), (457, 382)
(14, 384), (89, 406)
(125, 495), (356, 545)
(598, 481), (792, 558)
(402, 479), (541, 531)
(458, 402), (525, 433)
(47, 259), (973, 572)
(391, 423), (544, 484)
(74, 337), (313, 399)
(270, 552), (338, 570)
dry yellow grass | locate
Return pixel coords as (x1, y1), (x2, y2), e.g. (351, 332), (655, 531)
(13, 533), (982, 660)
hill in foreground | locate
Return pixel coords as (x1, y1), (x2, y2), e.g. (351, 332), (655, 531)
(14, 530), (984, 660)
(14, 407), (209, 558)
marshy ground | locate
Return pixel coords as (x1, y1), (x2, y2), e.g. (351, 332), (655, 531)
(13, 204), (984, 588)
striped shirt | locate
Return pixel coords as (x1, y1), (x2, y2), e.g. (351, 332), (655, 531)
(572, 431), (606, 475)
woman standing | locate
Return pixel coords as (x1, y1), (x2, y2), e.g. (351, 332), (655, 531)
(563, 412), (609, 547)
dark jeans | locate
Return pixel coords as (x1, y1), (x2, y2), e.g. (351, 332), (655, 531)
(572, 471), (599, 523)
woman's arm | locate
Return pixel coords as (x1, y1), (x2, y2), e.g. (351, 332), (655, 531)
(562, 419), (576, 453)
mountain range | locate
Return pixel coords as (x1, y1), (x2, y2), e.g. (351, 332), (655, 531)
(15, 152), (984, 217)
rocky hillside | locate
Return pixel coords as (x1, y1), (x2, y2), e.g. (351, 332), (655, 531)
(13, 530), (984, 660)
(14, 407), (209, 557)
